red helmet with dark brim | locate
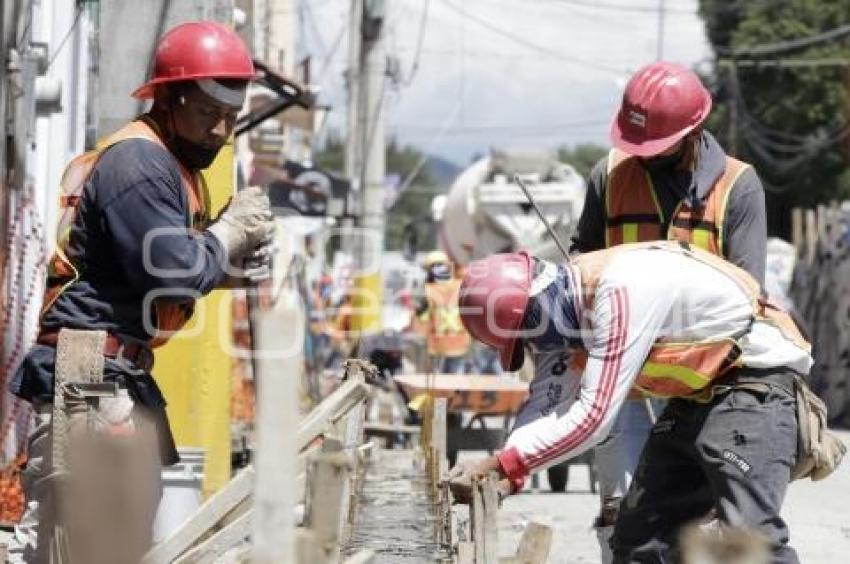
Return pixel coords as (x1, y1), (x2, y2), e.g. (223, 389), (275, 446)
(132, 21), (256, 101)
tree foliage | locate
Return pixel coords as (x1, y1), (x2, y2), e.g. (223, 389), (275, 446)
(313, 132), (442, 250)
(699, 0), (850, 236)
(556, 143), (608, 180)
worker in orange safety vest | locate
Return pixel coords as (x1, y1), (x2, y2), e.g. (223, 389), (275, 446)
(8, 21), (274, 563)
(412, 250), (471, 373)
(448, 241), (838, 563)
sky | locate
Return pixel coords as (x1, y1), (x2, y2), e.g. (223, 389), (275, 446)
(300, 0), (713, 166)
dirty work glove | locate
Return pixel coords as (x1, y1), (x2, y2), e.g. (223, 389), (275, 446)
(207, 186), (275, 261)
(240, 238), (275, 282)
(443, 455), (511, 505)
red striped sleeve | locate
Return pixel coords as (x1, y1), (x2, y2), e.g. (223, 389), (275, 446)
(503, 287), (629, 474)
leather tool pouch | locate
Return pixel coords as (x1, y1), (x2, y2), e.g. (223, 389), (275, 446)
(791, 376), (846, 481)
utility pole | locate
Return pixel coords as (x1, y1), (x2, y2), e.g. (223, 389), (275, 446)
(656, 0), (665, 60)
(345, 0), (385, 333)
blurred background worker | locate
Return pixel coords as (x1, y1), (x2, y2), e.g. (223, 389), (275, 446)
(412, 250), (471, 374)
(569, 61), (768, 562)
(7, 22), (273, 563)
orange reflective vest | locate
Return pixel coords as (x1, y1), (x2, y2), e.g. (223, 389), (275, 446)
(604, 149), (751, 254)
(418, 279), (471, 357)
(41, 117), (210, 347)
(571, 242), (810, 399)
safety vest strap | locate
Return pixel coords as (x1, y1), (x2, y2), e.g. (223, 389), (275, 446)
(605, 149), (664, 246)
(41, 117), (209, 347)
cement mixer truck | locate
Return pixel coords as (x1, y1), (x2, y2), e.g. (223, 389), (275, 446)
(436, 148), (587, 265)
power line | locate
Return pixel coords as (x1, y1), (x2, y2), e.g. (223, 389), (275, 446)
(719, 24), (850, 58)
(404, 0), (430, 86)
(393, 117), (610, 134)
(45, 4), (84, 72)
(439, 0), (629, 76)
(544, 0), (695, 15)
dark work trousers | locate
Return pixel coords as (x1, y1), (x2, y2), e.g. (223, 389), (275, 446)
(611, 370), (799, 564)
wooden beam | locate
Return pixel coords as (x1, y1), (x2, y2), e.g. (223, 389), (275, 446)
(141, 466), (254, 564)
(342, 549), (376, 564)
(172, 510), (251, 564)
(297, 377), (369, 451)
(472, 477), (500, 564)
(300, 451), (351, 562)
(502, 521), (553, 564)
(252, 307), (301, 563)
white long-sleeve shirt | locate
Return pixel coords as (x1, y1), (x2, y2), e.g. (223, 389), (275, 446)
(498, 247), (813, 483)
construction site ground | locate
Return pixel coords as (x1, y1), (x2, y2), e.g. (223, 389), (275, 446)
(461, 429), (850, 563)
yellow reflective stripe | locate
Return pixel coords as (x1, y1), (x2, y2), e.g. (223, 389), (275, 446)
(622, 223), (638, 243)
(641, 361), (711, 390)
(691, 228), (712, 251)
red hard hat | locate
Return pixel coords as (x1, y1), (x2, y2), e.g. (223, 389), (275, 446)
(610, 61), (712, 158)
(458, 251), (533, 372)
(132, 21), (255, 99)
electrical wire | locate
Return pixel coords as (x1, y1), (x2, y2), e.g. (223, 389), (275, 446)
(719, 24), (850, 58)
(44, 4), (84, 72)
(543, 0), (695, 16)
(404, 0), (431, 86)
(439, 0), (629, 76)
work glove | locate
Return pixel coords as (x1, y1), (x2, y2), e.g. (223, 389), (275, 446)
(443, 455), (512, 504)
(207, 186), (276, 264)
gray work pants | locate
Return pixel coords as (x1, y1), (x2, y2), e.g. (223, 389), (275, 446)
(612, 374), (799, 564)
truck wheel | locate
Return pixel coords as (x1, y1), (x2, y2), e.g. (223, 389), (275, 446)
(547, 463), (569, 492)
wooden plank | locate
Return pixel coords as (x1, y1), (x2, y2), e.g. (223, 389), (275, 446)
(252, 307), (301, 564)
(297, 377), (369, 451)
(395, 374), (528, 414)
(141, 466), (254, 564)
(472, 477), (499, 564)
(512, 521), (553, 564)
(172, 510), (251, 564)
(341, 549), (376, 564)
(457, 542), (475, 564)
(303, 451), (351, 561)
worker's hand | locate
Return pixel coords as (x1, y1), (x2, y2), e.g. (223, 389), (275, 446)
(241, 238), (275, 282)
(444, 455), (509, 504)
(207, 186), (276, 263)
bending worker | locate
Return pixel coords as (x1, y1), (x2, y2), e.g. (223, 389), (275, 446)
(450, 241), (819, 563)
(570, 61), (768, 561)
(8, 22), (273, 563)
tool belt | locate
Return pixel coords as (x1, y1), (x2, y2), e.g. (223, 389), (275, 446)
(698, 367), (845, 481)
(38, 330), (154, 371)
(790, 375), (846, 481)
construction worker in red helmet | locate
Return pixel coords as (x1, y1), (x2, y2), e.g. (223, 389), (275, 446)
(448, 242), (843, 563)
(8, 21), (273, 563)
(563, 61), (770, 562)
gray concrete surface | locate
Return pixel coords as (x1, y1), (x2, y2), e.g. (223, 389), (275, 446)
(480, 430), (850, 563)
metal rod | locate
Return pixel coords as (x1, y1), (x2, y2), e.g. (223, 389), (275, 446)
(513, 174), (571, 261)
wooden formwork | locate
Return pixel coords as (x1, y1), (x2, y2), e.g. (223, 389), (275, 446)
(418, 394), (552, 564)
(142, 305), (375, 564)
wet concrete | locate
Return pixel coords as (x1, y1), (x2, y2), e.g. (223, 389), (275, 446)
(345, 449), (452, 563)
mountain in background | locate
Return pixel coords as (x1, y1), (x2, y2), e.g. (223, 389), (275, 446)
(423, 154), (462, 187)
